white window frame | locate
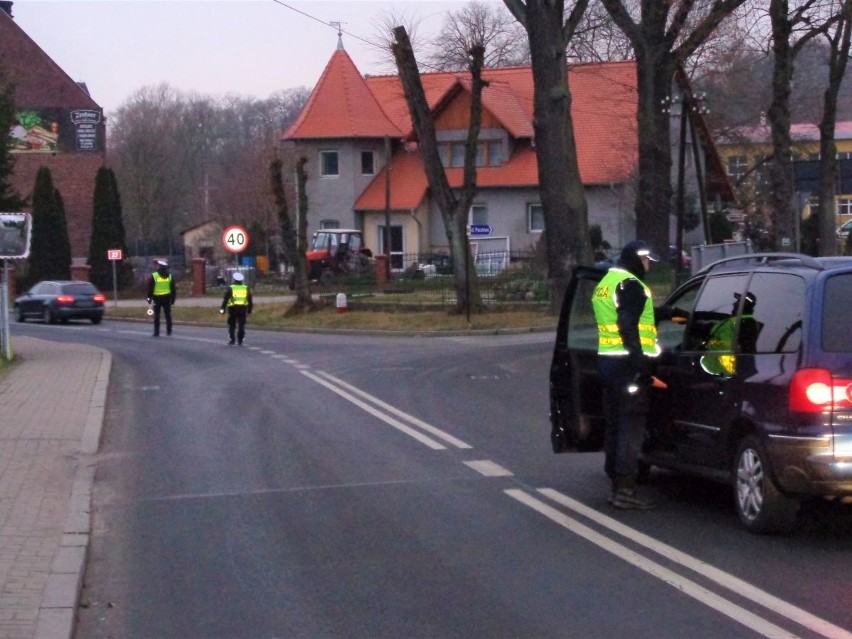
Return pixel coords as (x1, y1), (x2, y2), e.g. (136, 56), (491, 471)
(319, 150), (339, 177)
(528, 203), (544, 233)
(468, 204), (488, 226)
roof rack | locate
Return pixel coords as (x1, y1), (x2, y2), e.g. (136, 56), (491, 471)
(696, 252), (824, 275)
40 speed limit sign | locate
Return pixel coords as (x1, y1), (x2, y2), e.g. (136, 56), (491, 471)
(222, 225), (249, 253)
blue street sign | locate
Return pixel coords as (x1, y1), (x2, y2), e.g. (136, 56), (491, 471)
(468, 224), (492, 236)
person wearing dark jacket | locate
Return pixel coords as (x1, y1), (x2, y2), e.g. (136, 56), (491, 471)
(146, 260), (176, 337)
(219, 271), (253, 345)
(591, 240), (661, 510)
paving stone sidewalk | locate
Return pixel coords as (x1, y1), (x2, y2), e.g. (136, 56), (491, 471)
(0, 337), (110, 639)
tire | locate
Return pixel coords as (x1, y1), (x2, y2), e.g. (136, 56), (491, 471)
(43, 306), (55, 324)
(15, 306), (25, 323)
(733, 434), (799, 534)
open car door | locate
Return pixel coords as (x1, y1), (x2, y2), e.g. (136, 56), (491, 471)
(549, 266), (607, 452)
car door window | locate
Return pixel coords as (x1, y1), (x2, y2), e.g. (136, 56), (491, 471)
(566, 276), (600, 351)
(684, 275), (750, 352)
(657, 282), (701, 351)
(746, 272), (805, 354)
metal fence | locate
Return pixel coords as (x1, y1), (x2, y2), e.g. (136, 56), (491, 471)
(309, 248), (549, 309)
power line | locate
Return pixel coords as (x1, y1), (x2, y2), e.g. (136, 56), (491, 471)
(270, 0), (378, 49)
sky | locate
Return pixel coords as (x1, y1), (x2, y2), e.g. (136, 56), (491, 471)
(12, 0), (496, 114)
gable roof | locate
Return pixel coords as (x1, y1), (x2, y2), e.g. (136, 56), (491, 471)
(285, 51), (639, 191)
(0, 9), (101, 109)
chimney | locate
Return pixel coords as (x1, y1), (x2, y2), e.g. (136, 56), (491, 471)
(0, 2), (13, 17)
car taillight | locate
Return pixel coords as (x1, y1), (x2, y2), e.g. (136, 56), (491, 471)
(789, 368), (852, 412)
(56, 295), (74, 304)
(93, 293), (106, 303)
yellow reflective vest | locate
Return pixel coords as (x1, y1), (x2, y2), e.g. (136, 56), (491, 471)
(152, 272), (172, 296)
(227, 284), (249, 307)
(592, 268), (660, 357)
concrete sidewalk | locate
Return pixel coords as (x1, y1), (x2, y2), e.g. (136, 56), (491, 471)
(0, 337), (110, 639)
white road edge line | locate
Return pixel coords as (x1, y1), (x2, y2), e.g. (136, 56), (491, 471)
(300, 370), (446, 450)
(505, 489), (802, 639)
(537, 488), (852, 639)
(315, 370), (472, 449)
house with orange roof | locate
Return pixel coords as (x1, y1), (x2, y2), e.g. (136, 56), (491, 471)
(283, 37), (730, 270)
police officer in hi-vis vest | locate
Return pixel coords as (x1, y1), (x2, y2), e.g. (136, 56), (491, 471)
(592, 240), (662, 510)
(219, 271), (253, 345)
(146, 260), (176, 337)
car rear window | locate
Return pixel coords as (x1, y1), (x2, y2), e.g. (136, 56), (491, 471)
(822, 273), (852, 352)
(63, 283), (98, 295)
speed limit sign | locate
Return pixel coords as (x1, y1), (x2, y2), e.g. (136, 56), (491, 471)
(222, 225), (249, 253)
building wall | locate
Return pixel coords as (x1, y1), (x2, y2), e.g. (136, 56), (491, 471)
(10, 153), (103, 261)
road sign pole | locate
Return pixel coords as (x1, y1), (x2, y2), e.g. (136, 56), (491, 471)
(112, 259), (118, 308)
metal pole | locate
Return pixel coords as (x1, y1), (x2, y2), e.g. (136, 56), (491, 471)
(2, 259), (10, 361)
(112, 258), (118, 308)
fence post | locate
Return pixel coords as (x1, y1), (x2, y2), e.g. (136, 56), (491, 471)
(374, 255), (388, 293)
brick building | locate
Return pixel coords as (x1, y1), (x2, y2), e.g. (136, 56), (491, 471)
(0, 0), (105, 261)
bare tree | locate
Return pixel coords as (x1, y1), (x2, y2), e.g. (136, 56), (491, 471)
(815, 0), (852, 255)
(425, 1), (529, 70)
(502, 0), (591, 311)
(392, 26), (485, 315)
(270, 156), (315, 314)
(599, 0), (747, 257)
(567, 0), (633, 62)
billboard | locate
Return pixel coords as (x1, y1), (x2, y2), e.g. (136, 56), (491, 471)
(0, 213), (32, 259)
(8, 108), (103, 153)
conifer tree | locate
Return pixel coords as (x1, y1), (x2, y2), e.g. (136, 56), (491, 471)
(27, 167), (70, 284)
(0, 64), (23, 212)
(88, 167), (134, 290)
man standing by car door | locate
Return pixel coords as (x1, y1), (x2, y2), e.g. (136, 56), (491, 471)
(591, 240), (661, 510)
(147, 260), (176, 337)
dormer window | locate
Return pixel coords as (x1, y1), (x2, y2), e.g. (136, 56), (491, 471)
(487, 141), (504, 166)
(320, 150), (339, 177)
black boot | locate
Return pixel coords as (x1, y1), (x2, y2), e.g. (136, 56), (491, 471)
(610, 476), (656, 510)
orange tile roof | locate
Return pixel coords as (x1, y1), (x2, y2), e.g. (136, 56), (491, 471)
(283, 48), (401, 139)
(285, 50), (641, 201)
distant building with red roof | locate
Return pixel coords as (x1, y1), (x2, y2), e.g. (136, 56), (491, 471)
(0, 1), (105, 262)
(284, 37), (727, 267)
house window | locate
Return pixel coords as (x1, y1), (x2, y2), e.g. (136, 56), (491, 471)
(320, 150), (339, 177)
(487, 141), (504, 166)
(528, 203), (544, 232)
(840, 198), (852, 216)
(727, 155), (748, 183)
(320, 219), (340, 229)
(838, 152), (852, 160)
(451, 142), (466, 167)
(469, 204), (488, 226)
(476, 143), (486, 167)
(439, 145), (450, 167)
(361, 151), (375, 175)
(378, 225), (405, 270)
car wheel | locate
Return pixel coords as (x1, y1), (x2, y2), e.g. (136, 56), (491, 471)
(733, 434), (799, 534)
(43, 307), (55, 324)
(15, 306), (25, 323)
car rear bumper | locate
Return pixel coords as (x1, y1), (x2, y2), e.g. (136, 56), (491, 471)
(768, 436), (852, 496)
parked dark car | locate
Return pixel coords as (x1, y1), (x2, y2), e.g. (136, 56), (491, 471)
(14, 280), (106, 324)
(550, 253), (852, 533)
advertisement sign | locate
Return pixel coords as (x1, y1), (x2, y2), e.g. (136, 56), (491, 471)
(0, 213), (32, 259)
(8, 108), (103, 154)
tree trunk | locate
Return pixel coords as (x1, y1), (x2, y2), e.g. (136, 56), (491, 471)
(392, 26), (484, 315)
(269, 156), (316, 314)
(523, 0), (591, 312)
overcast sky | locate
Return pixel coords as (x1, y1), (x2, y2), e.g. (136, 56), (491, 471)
(12, 0), (493, 114)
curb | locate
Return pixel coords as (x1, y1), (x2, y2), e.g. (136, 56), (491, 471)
(33, 347), (111, 639)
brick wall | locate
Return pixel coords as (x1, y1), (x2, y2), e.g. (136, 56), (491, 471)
(9, 153), (104, 260)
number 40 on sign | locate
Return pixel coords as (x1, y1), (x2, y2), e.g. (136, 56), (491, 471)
(223, 225), (249, 254)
